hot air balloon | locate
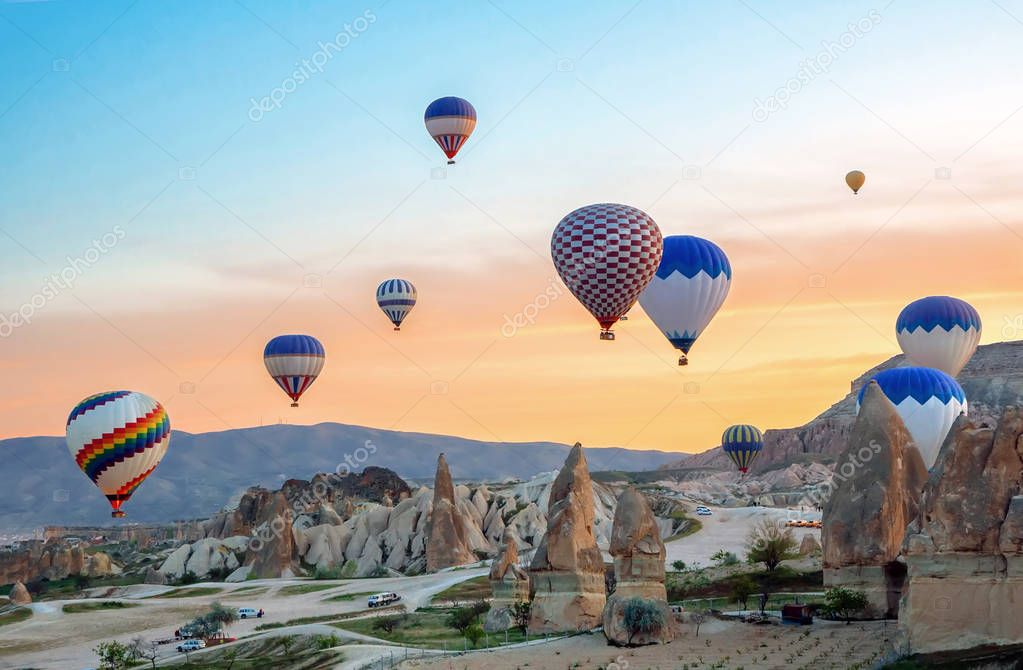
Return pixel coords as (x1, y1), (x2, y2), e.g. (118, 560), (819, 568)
(263, 334), (325, 407)
(551, 203), (663, 340)
(65, 391), (170, 518)
(721, 424), (763, 474)
(857, 366), (966, 469)
(638, 235), (731, 365)
(377, 278), (417, 331)
(846, 170), (865, 194)
(424, 97), (476, 164)
(896, 296), (981, 376)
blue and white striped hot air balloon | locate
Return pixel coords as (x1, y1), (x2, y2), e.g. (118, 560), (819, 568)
(857, 366), (967, 469)
(263, 335), (325, 407)
(638, 235), (731, 365)
(424, 97), (476, 164)
(896, 296), (981, 377)
(376, 279), (417, 331)
(721, 424), (763, 474)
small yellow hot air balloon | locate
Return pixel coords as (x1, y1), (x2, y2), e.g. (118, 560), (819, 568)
(845, 170), (865, 194)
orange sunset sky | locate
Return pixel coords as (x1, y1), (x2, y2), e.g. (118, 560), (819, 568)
(2, 2), (1023, 453)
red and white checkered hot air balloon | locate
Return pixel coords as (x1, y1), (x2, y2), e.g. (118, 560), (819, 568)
(551, 203), (663, 340)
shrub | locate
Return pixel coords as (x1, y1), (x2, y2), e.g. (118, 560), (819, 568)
(671, 560), (687, 572)
(314, 633), (341, 649)
(711, 549), (739, 567)
(313, 565), (344, 580)
(446, 606), (478, 634)
(745, 519), (798, 571)
(621, 598), (665, 645)
(824, 587), (869, 623)
(465, 622), (485, 648)
(94, 640), (132, 670)
(372, 614), (407, 633)
(511, 600), (531, 634)
(177, 571), (199, 585)
(729, 575), (757, 610)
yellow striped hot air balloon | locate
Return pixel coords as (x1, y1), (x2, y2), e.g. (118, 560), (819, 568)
(721, 424), (763, 474)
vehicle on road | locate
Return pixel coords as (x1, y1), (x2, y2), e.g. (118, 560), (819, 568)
(238, 607), (262, 618)
(367, 592), (401, 608)
(176, 639), (206, 652)
(696, 507), (712, 516)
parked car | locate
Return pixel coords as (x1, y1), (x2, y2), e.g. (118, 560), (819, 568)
(367, 592), (401, 608)
(696, 508), (712, 516)
(176, 639), (206, 652)
(238, 607), (262, 619)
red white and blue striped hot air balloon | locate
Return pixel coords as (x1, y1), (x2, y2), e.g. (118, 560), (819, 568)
(896, 296), (982, 377)
(551, 203), (663, 340)
(721, 424), (763, 474)
(857, 366), (967, 469)
(65, 391), (171, 518)
(424, 97), (476, 164)
(376, 279), (417, 331)
(638, 235), (732, 365)
(263, 335), (325, 407)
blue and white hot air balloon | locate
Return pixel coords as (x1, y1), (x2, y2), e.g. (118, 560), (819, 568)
(857, 366), (967, 469)
(896, 296), (981, 377)
(638, 235), (731, 365)
(263, 335), (325, 407)
(424, 97), (476, 164)
(376, 279), (417, 331)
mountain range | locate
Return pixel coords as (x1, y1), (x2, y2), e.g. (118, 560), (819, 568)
(0, 423), (681, 530)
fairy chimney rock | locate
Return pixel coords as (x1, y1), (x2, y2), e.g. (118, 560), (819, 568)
(426, 453), (475, 571)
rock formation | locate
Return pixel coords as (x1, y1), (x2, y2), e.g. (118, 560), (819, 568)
(799, 533), (821, 556)
(901, 408), (1023, 654)
(9, 580), (31, 605)
(143, 566), (165, 585)
(484, 528), (530, 632)
(822, 381), (928, 618)
(528, 443), (606, 633)
(426, 453), (476, 571)
(602, 487), (673, 646)
(0, 540), (120, 586)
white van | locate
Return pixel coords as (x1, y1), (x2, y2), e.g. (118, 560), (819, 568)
(367, 592), (401, 608)
(238, 607), (260, 619)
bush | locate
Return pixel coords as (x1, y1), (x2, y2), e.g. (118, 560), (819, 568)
(94, 640), (132, 670)
(372, 614), (407, 633)
(465, 623), (485, 648)
(313, 565), (344, 580)
(176, 571), (199, 586)
(729, 575), (757, 610)
(671, 560), (687, 572)
(745, 519), (799, 571)
(711, 549), (739, 567)
(621, 598), (665, 645)
(511, 600), (531, 634)
(314, 633), (341, 649)
(824, 587), (869, 623)
(446, 606), (478, 634)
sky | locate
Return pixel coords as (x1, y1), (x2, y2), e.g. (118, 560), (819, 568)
(3, 0), (1023, 454)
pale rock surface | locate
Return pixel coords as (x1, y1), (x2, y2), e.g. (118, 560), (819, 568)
(426, 454), (475, 571)
(9, 581), (31, 605)
(485, 528), (530, 632)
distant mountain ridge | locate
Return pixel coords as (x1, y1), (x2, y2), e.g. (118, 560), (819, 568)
(661, 341), (1023, 473)
(0, 423), (681, 530)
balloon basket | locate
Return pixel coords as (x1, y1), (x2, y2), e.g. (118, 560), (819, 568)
(599, 331), (615, 341)
(393, 327), (400, 331)
(291, 402), (299, 408)
(620, 315), (629, 321)
(112, 510), (126, 518)
(678, 355), (688, 366)
(447, 160), (455, 165)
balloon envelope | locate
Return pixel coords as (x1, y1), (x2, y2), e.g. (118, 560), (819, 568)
(638, 235), (731, 362)
(264, 334), (325, 406)
(896, 296), (981, 376)
(551, 203), (663, 335)
(846, 170), (865, 194)
(377, 278), (417, 330)
(65, 391), (170, 517)
(721, 424), (763, 473)
(424, 97), (476, 162)
(857, 366), (966, 469)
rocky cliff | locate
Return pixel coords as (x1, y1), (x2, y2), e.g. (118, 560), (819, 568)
(662, 341), (1023, 474)
(0, 540), (119, 585)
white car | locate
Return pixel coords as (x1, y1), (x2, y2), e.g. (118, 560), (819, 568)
(696, 507), (712, 516)
(238, 607), (260, 619)
(367, 592), (401, 608)
(176, 639), (205, 652)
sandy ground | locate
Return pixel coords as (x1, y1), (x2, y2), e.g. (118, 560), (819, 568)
(665, 505), (821, 568)
(399, 618), (896, 670)
(0, 567), (487, 670)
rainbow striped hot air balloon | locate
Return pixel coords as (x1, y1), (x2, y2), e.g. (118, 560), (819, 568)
(263, 335), (325, 407)
(424, 97), (476, 164)
(896, 296), (981, 377)
(638, 235), (731, 365)
(65, 391), (170, 518)
(857, 366), (966, 469)
(376, 278), (417, 331)
(721, 424), (763, 474)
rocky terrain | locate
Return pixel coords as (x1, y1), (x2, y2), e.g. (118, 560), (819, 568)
(0, 539), (120, 585)
(661, 341), (1023, 474)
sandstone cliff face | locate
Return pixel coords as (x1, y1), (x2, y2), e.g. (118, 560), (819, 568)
(529, 444), (606, 633)
(663, 341), (1023, 474)
(602, 487), (673, 646)
(900, 408), (1023, 654)
(0, 541), (120, 585)
(426, 453), (476, 571)
(484, 528), (530, 632)
(821, 382), (928, 618)
(9, 580), (31, 605)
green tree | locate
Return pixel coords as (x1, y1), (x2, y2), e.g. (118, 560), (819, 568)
(671, 560), (687, 572)
(372, 614), (407, 633)
(729, 575), (757, 610)
(94, 641), (132, 670)
(446, 606), (478, 634)
(745, 519), (799, 571)
(621, 598), (665, 646)
(511, 600), (531, 634)
(824, 587), (869, 624)
(710, 549), (739, 567)
(207, 602), (238, 633)
(465, 623), (485, 648)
